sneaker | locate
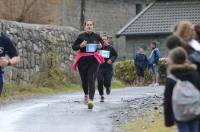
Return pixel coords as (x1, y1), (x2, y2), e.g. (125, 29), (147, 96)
(84, 95), (89, 104)
(154, 83), (159, 87)
(106, 87), (111, 95)
(87, 100), (94, 109)
(100, 96), (104, 102)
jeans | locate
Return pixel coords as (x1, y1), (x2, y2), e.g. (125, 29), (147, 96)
(177, 120), (199, 132)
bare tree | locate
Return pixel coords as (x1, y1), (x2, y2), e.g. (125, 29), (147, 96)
(0, 0), (61, 24)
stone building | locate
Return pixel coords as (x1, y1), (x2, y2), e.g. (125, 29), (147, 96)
(61, 0), (153, 59)
(116, 0), (200, 59)
(0, 0), (155, 59)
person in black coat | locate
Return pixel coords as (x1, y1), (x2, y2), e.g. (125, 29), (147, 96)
(164, 47), (200, 132)
(72, 19), (104, 108)
(97, 35), (118, 102)
(0, 33), (20, 95)
(134, 47), (148, 86)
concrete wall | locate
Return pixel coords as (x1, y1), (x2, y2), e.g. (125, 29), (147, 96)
(0, 20), (78, 83)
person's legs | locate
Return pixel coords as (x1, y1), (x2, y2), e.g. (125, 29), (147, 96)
(136, 66), (140, 85)
(139, 67), (145, 86)
(87, 58), (99, 101)
(155, 65), (160, 84)
(150, 64), (159, 87)
(103, 67), (113, 95)
(138, 67), (143, 85)
(177, 122), (189, 132)
(0, 72), (3, 96)
(97, 66), (104, 100)
(78, 59), (89, 102)
(78, 68), (89, 95)
(188, 120), (199, 132)
(199, 121), (200, 132)
(137, 76), (141, 86)
(148, 65), (155, 86)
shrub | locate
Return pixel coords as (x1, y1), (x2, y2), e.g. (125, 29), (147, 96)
(114, 60), (136, 84)
(114, 59), (167, 85)
(158, 58), (167, 84)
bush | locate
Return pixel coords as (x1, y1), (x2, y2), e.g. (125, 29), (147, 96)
(158, 58), (167, 84)
(114, 60), (136, 84)
(114, 59), (167, 85)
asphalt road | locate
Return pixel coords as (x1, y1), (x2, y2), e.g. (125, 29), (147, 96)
(0, 86), (164, 132)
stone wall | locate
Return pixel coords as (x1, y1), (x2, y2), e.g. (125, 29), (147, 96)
(126, 35), (169, 59)
(0, 20), (79, 83)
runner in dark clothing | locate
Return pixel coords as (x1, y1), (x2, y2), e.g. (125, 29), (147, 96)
(97, 35), (118, 102)
(0, 32), (20, 95)
(72, 19), (104, 109)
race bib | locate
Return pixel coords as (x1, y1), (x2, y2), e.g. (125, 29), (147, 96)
(99, 50), (110, 58)
(86, 44), (97, 52)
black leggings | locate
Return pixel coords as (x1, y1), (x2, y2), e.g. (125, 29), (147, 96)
(97, 66), (113, 96)
(78, 56), (99, 100)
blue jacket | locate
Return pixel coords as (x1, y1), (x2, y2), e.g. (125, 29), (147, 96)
(148, 48), (160, 65)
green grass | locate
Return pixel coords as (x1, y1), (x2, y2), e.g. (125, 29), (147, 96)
(0, 79), (126, 103)
(111, 79), (127, 89)
(121, 112), (176, 132)
(0, 83), (80, 103)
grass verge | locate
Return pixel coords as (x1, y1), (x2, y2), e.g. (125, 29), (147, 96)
(121, 112), (176, 132)
(112, 79), (127, 89)
(0, 83), (80, 104)
(0, 79), (126, 104)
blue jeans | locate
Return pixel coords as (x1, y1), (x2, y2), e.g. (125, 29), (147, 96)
(177, 120), (199, 132)
(0, 69), (4, 95)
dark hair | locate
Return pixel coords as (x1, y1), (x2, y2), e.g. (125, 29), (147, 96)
(169, 47), (187, 64)
(151, 41), (157, 47)
(102, 34), (108, 39)
(166, 35), (183, 50)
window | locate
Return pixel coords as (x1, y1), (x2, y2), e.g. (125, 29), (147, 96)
(136, 4), (143, 15)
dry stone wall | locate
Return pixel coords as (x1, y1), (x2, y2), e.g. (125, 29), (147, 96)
(0, 20), (79, 83)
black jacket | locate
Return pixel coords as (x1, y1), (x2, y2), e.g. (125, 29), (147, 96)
(164, 63), (200, 127)
(0, 32), (18, 58)
(72, 32), (103, 52)
(100, 44), (118, 69)
(134, 53), (148, 69)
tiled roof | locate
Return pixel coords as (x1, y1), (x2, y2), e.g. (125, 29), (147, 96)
(117, 0), (200, 36)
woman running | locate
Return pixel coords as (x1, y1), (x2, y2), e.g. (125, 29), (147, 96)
(72, 19), (104, 109)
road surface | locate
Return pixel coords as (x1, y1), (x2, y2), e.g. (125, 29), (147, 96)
(0, 86), (164, 132)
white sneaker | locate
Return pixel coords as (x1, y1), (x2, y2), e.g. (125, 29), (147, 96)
(154, 83), (159, 87)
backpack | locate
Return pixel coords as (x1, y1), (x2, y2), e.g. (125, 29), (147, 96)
(168, 74), (200, 121)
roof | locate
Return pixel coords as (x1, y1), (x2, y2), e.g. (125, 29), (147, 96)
(117, 0), (200, 37)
